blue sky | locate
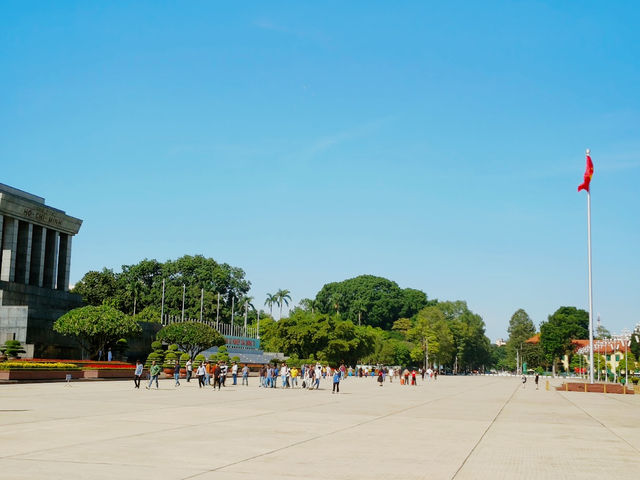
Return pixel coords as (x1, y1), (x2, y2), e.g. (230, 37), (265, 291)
(2, 1), (639, 340)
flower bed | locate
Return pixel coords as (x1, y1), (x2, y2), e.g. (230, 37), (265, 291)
(0, 362), (80, 370)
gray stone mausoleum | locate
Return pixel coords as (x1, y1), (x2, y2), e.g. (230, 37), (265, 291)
(0, 183), (83, 358)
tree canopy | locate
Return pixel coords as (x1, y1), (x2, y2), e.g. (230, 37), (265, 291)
(72, 255), (251, 325)
(505, 309), (542, 371)
(54, 305), (142, 359)
(156, 322), (225, 359)
(314, 275), (431, 330)
(540, 306), (589, 372)
(259, 310), (376, 365)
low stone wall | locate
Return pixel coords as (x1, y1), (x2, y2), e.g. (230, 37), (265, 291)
(557, 382), (634, 394)
(83, 369), (137, 379)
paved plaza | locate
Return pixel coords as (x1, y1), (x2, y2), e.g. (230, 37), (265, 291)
(0, 375), (638, 479)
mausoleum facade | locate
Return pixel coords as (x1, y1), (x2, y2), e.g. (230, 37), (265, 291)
(0, 183), (83, 357)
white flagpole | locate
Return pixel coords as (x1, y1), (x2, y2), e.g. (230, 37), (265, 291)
(216, 293), (220, 329)
(160, 279), (165, 323)
(586, 148), (594, 384)
(200, 288), (204, 322)
(181, 284), (186, 321)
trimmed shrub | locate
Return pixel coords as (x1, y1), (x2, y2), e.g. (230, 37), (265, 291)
(179, 352), (191, 367)
(1, 340), (26, 359)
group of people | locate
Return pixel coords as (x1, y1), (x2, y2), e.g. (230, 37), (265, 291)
(139, 359), (250, 390)
(135, 359), (438, 393)
(258, 363), (347, 393)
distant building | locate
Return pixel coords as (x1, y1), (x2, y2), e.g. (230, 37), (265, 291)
(0, 184), (83, 357)
(495, 338), (506, 347)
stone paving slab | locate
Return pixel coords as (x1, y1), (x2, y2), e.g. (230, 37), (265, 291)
(1, 376), (638, 479)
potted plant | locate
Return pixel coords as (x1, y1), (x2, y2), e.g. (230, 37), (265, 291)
(0, 340), (26, 360)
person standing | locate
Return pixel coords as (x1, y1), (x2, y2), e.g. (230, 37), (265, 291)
(134, 359), (143, 388)
(332, 368), (341, 394)
(204, 361), (212, 386)
(388, 367), (394, 383)
(377, 369), (384, 387)
(197, 362), (206, 388)
(174, 360), (181, 387)
(521, 374), (527, 389)
(535, 373), (539, 390)
(314, 364), (322, 390)
(281, 363), (288, 388)
(242, 364), (249, 386)
(213, 363), (222, 390)
(146, 360), (161, 389)
(411, 369), (417, 386)
(220, 362), (228, 387)
(232, 362), (238, 385)
(186, 359), (193, 382)
(107, 348), (113, 362)
(290, 366), (299, 388)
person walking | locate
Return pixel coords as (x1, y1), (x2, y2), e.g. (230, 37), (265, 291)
(314, 364), (322, 390)
(186, 359), (193, 382)
(107, 348), (113, 362)
(134, 359), (143, 388)
(173, 360), (181, 387)
(332, 368), (341, 394)
(411, 369), (417, 386)
(535, 373), (539, 390)
(197, 362), (206, 388)
(377, 369), (384, 387)
(388, 367), (394, 383)
(241, 364), (249, 386)
(522, 374), (527, 389)
(146, 360), (161, 389)
(232, 362), (238, 385)
(220, 362), (228, 387)
(290, 366), (299, 388)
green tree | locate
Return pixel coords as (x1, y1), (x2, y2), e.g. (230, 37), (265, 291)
(540, 307), (589, 376)
(156, 322), (225, 359)
(299, 298), (317, 314)
(409, 306), (454, 368)
(315, 275), (429, 330)
(505, 309), (537, 371)
(264, 293), (276, 316)
(72, 268), (119, 307)
(275, 289), (292, 319)
(72, 255), (251, 323)
(54, 305), (142, 359)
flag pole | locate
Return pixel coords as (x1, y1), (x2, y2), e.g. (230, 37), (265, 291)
(586, 148), (594, 384)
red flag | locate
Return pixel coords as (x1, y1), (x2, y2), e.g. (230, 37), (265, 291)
(578, 152), (594, 192)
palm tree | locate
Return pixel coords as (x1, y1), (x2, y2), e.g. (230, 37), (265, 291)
(275, 289), (292, 319)
(299, 298), (317, 314)
(330, 292), (344, 315)
(264, 293), (276, 316)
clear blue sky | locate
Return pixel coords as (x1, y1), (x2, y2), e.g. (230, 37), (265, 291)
(2, 1), (639, 340)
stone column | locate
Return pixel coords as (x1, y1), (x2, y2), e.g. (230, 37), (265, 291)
(14, 221), (33, 284)
(1, 216), (18, 282)
(56, 233), (72, 291)
(29, 226), (46, 287)
(43, 229), (59, 289)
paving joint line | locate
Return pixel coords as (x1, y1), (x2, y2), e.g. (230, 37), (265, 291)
(557, 391), (640, 454)
(448, 381), (520, 480)
(180, 379), (505, 480)
(1, 396), (340, 461)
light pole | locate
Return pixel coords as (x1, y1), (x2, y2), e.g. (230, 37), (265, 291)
(181, 284), (186, 321)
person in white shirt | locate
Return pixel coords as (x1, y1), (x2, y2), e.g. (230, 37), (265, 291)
(314, 364), (322, 389)
(232, 362), (239, 385)
(134, 360), (144, 388)
(388, 367), (394, 383)
(186, 359), (193, 382)
(196, 363), (206, 388)
(280, 363), (289, 388)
